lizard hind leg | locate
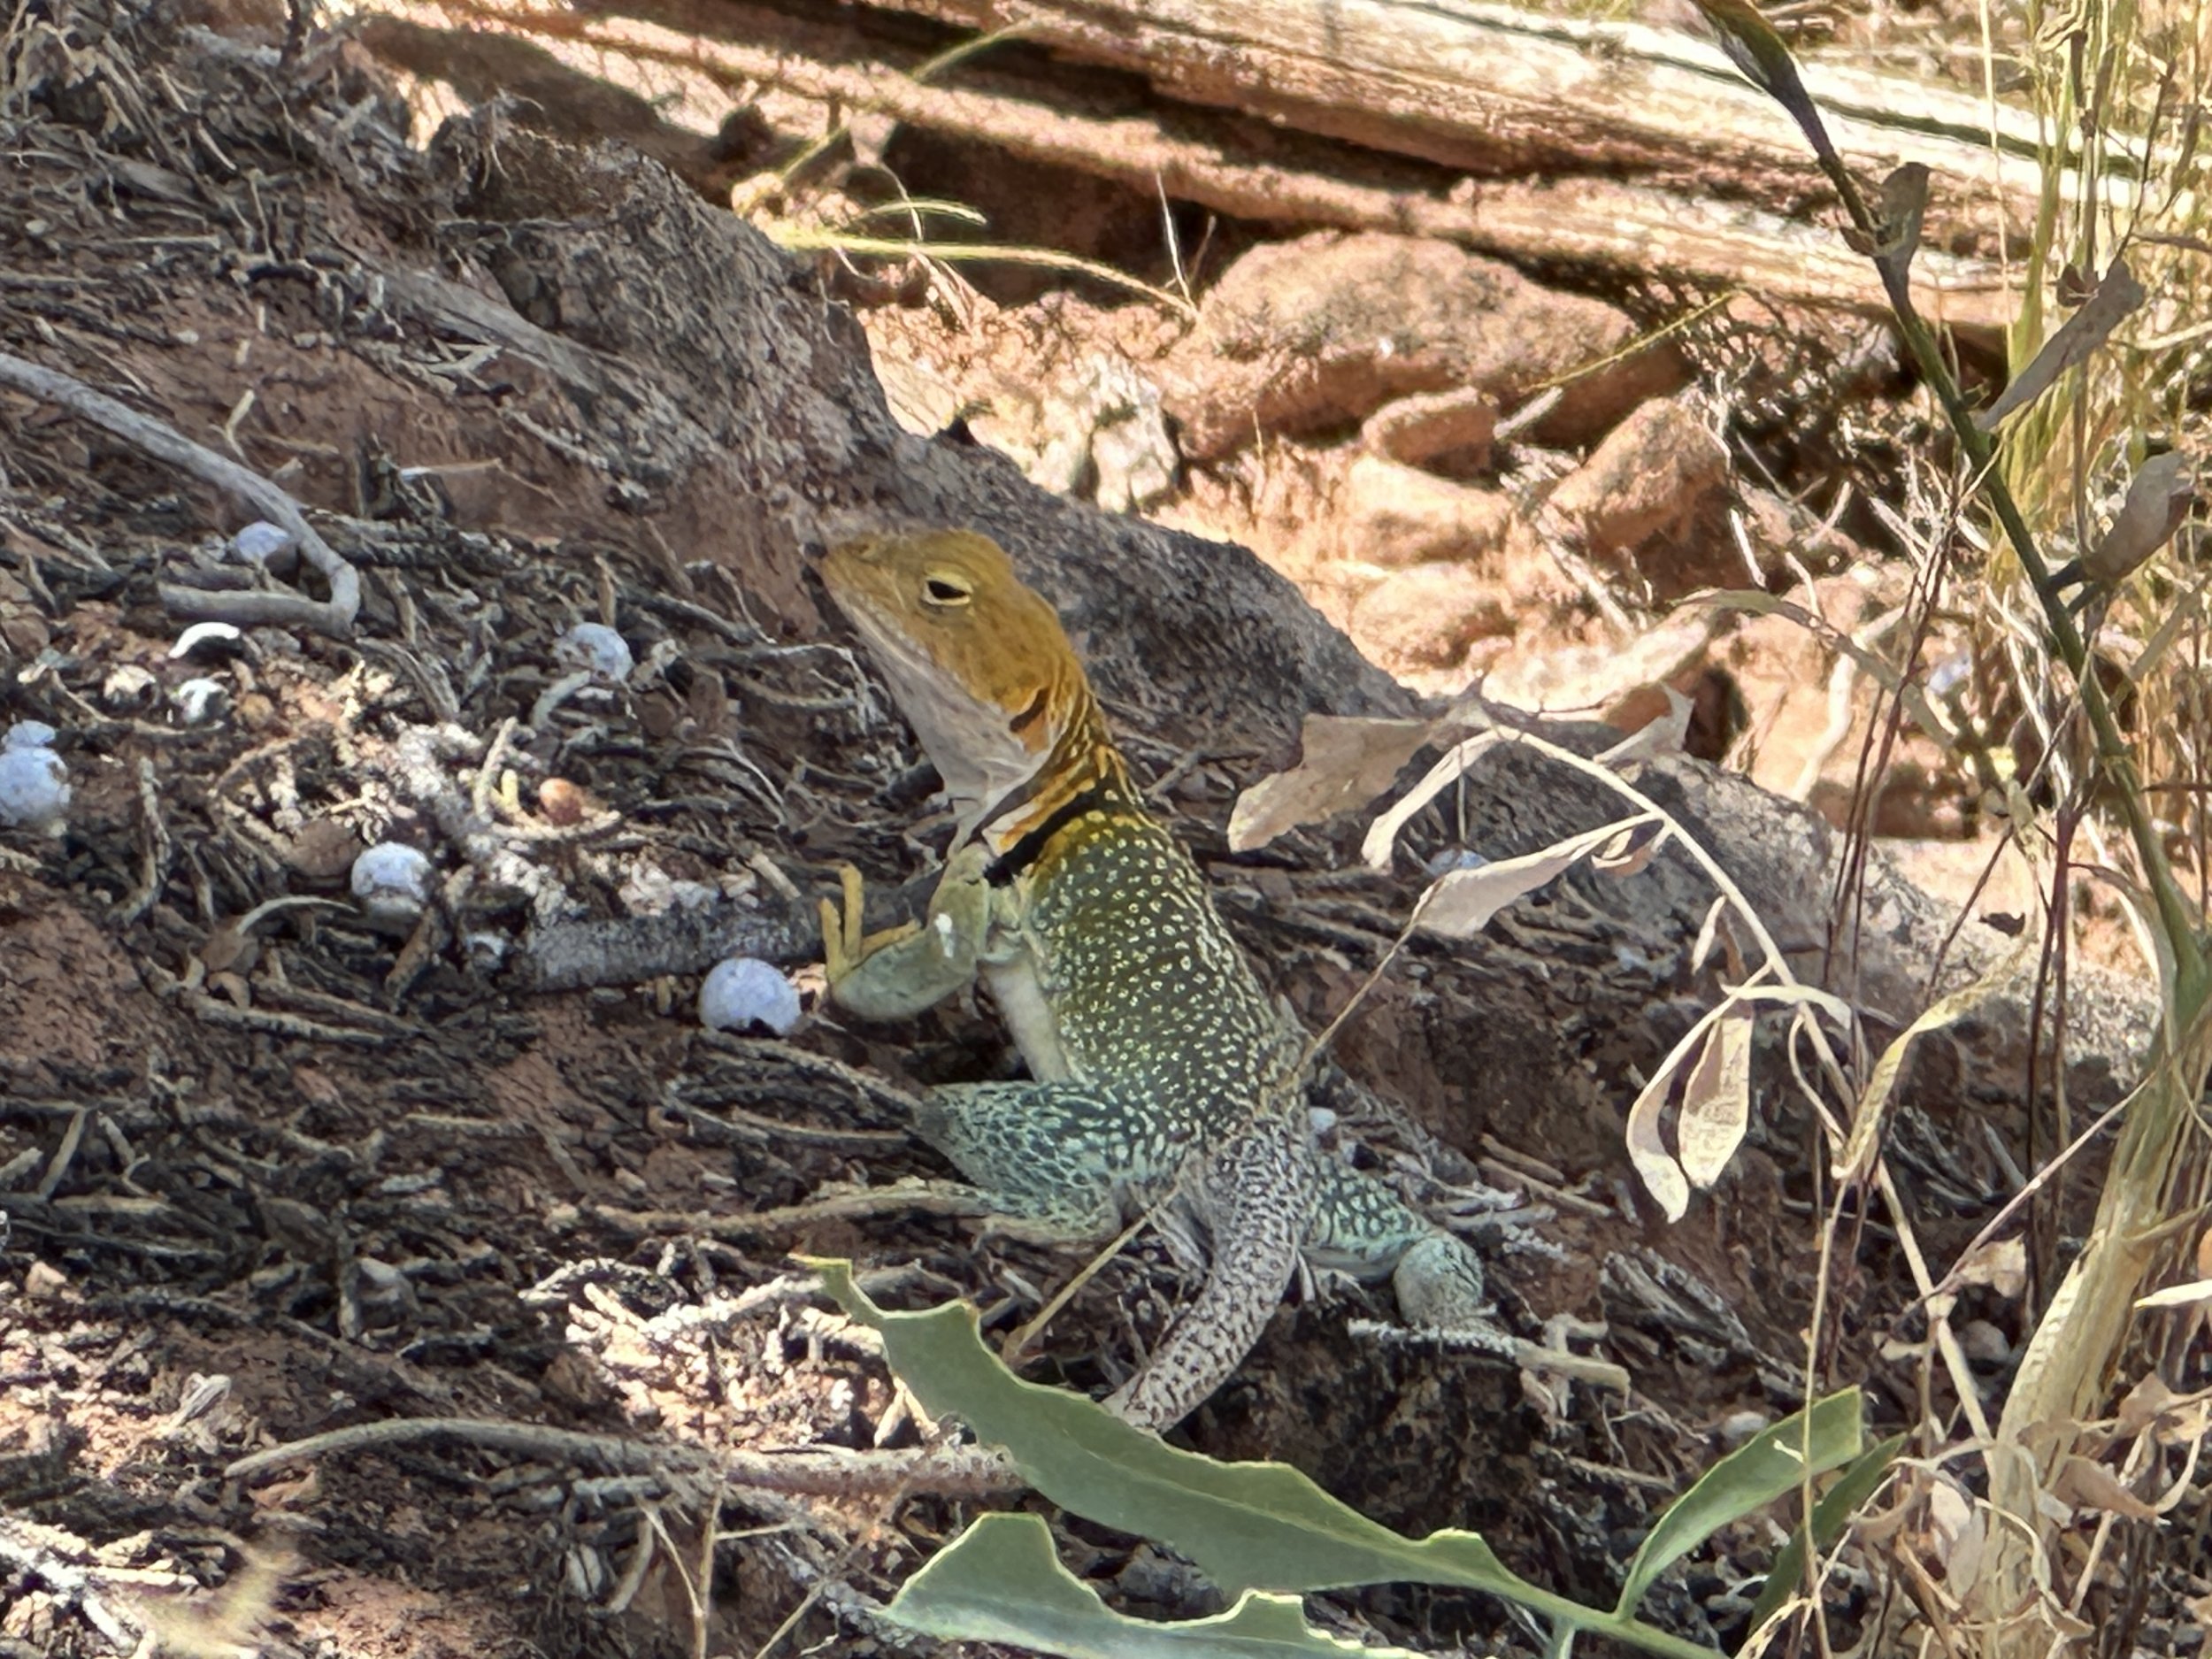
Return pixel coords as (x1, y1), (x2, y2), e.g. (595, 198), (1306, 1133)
(1107, 1122), (1317, 1432)
(1307, 1161), (1492, 1331)
(910, 1079), (1165, 1244)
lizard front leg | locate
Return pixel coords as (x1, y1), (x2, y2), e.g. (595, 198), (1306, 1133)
(820, 842), (994, 1020)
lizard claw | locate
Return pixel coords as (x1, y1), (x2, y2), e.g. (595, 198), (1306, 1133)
(819, 864), (870, 985)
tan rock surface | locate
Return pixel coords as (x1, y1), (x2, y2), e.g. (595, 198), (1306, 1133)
(1340, 454), (1518, 568)
(1162, 231), (1682, 460)
(1346, 561), (1516, 671)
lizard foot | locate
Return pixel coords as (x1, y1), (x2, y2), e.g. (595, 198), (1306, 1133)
(819, 864), (913, 985)
(1391, 1230), (1491, 1330)
(819, 854), (991, 1020)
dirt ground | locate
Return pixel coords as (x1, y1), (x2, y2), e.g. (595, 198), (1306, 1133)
(0, 4), (2190, 1659)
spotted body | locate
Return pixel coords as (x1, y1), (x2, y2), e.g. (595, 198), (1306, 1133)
(818, 531), (1486, 1430)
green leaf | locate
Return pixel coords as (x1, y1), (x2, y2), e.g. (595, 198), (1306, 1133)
(814, 1262), (1720, 1659)
(814, 1262), (1520, 1597)
(1614, 1393), (1866, 1615)
(887, 1512), (1426, 1658)
(1744, 1433), (1906, 1631)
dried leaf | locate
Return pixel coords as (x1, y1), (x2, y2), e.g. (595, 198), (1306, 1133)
(2085, 450), (2194, 585)
(2052, 1455), (2158, 1520)
(1870, 162), (1931, 287)
(1734, 980), (1857, 1027)
(1361, 731), (1507, 869)
(1689, 895), (1729, 974)
(1412, 816), (1655, 939)
(1922, 1477), (1983, 1580)
(1591, 822), (1670, 876)
(1624, 981), (1853, 1221)
(1228, 714), (1454, 854)
(1596, 685), (1692, 765)
(1624, 1014), (1716, 1224)
(1678, 1005), (1755, 1189)
(2133, 1276), (2212, 1311)
(1837, 918), (2034, 1179)
(2115, 1373), (2177, 1439)
(1952, 1237), (2027, 1300)
(1975, 259), (2146, 431)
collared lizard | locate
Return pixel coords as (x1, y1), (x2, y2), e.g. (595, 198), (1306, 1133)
(818, 529), (1490, 1431)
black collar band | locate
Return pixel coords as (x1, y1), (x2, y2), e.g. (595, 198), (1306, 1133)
(983, 784), (1110, 887)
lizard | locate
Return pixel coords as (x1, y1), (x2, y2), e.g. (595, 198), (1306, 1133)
(817, 528), (1491, 1432)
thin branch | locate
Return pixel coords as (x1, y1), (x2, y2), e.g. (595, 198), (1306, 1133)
(0, 349), (360, 638)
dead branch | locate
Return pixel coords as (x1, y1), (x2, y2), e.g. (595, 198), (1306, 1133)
(223, 1410), (1030, 1496)
(0, 349), (362, 637)
(405, 0), (2039, 330)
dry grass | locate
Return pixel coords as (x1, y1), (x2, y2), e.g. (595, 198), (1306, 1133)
(1741, 3), (2212, 1654)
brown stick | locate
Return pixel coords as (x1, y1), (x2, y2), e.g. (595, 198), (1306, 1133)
(0, 349), (361, 637)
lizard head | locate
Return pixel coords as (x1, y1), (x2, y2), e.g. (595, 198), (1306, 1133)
(820, 531), (1093, 842)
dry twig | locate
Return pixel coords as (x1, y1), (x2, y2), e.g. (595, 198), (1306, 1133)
(0, 349), (361, 636)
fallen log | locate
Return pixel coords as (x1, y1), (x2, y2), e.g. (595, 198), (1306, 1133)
(858, 0), (2076, 209)
(404, 0), (2093, 329)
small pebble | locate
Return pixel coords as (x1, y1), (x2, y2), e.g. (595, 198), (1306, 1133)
(281, 818), (363, 882)
(3, 721), (57, 752)
(102, 664), (159, 710)
(1424, 847), (1490, 877)
(539, 778), (588, 826)
(173, 677), (229, 726)
(0, 745), (70, 833)
(556, 623), (634, 684)
(350, 842), (433, 933)
(231, 520), (295, 564)
(22, 1260), (68, 1299)
(1958, 1318), (2013, 1367)
(169, 621), (244, 661)
(698, 956), (803, 1036)
(1714, 1409), (1771, 1449)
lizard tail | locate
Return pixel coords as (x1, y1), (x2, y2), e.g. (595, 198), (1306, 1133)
(1107, 1123), (1317, 1432)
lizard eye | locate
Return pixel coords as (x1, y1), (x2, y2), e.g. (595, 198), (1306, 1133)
(921, 572), (972, 607)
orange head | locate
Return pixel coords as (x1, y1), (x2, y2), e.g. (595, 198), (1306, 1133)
(820, 531), (1103, 842)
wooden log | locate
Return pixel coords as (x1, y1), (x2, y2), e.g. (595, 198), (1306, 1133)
(860, 0), (2085, 226)
(425, 0), (2033, 327)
